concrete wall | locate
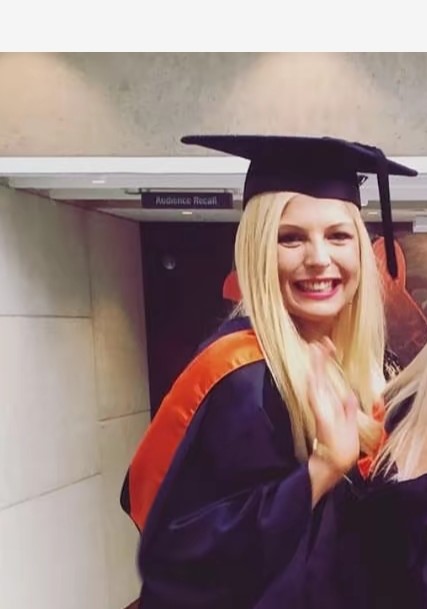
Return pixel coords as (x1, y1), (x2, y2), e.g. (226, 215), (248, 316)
(0, 186), (149, 609)
(0, 52), (426, 156)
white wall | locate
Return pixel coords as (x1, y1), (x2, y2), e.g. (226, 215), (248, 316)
(0, 186), (149, 609)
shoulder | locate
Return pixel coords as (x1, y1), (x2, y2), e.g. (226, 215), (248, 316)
(157, 317), (268, 433)
(181, 316), (264, 390)
(196, 315), (253, 352)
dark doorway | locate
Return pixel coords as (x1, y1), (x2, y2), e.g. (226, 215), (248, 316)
(141, 222), (237, 416)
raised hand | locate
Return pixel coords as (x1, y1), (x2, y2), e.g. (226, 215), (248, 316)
(307, 339), (360, 477)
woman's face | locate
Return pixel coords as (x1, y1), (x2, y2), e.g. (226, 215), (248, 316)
(277, 194), (361, 336)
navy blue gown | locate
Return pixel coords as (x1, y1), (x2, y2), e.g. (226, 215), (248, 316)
(120, 317), (405, 609)
(258, 394), (427, 609)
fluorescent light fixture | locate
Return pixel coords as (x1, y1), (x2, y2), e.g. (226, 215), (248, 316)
(0, 155), (421, 175)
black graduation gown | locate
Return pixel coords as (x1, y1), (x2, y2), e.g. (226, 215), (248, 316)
(272, 394), (427, 609)
(358, 397), (427, 609)
(120, 317), (364, 609)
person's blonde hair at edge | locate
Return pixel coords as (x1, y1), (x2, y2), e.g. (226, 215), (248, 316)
(374, 343), (427, 481)
(233, 191), (385, 462)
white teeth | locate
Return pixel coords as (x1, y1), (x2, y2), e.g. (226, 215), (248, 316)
(297, 280), (334, 292)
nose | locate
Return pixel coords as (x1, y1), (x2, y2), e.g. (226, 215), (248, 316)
(304, 238), (331, 268)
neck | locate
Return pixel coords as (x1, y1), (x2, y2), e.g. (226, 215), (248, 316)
(294, 318), (334, 343)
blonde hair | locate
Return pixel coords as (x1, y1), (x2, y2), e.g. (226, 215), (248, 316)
(234, 192), (385, 461)
(374, 344), (427, 480)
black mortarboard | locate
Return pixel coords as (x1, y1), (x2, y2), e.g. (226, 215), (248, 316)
(181, 134), (417, 278)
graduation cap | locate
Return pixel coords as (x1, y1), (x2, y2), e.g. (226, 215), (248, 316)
(181, 134), (417, 278)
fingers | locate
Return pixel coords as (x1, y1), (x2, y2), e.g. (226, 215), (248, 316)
(319, 336), (337, 358)
(308, 340), (355, 428)
(307, 343), (323, 399)
(307, 344), (332, 415)
(344, 391), (358, 421)
(308, 340), (332, 387)
(308, 343), (340, 428)
(308, 342), (323, 377)
(308, 341), (336, 397)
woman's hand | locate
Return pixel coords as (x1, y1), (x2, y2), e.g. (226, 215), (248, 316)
(307, 339), (360, 506)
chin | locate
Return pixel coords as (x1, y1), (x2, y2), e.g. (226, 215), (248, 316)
(290, 304), (344, 323)
(301, 312), (339, 323)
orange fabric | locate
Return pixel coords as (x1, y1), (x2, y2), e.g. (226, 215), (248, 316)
(223, 270), (241, 302)
(128, 329), (263, 531)
(373, 237), (427, 362)
(357, 398), (388, 479)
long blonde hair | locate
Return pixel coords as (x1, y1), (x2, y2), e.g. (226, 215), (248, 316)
(374, 344), (427, 480)
(234, 192), (385, 461)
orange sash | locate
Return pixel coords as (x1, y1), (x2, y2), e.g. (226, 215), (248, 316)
(128, 329), (264, 530)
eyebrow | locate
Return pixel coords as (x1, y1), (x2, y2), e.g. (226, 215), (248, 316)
(278, 222), (355, 231)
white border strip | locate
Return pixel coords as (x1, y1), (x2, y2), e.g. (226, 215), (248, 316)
(0, 157), (249, 175)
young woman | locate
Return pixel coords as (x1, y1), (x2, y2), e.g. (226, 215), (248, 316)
(121, 135), (416, 609)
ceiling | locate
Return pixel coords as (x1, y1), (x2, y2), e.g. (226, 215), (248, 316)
(1, 155), (427, 224)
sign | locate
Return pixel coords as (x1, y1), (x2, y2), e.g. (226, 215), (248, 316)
(141, 191), (234, 210)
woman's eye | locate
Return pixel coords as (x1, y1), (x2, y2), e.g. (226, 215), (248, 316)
(278, 233), (304, 244)
(329, 232), (353, 241)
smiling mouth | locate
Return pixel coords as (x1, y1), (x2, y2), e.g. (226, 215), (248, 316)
(294, 279), (341, 293)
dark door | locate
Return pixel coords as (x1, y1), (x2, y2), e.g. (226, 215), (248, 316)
(141, 222), (237, 416)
